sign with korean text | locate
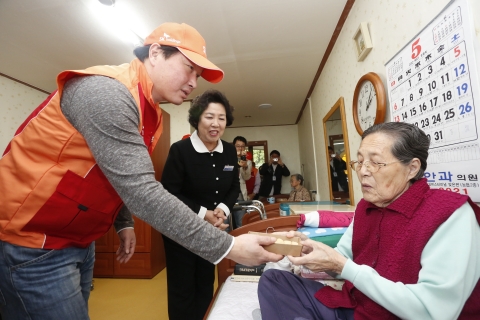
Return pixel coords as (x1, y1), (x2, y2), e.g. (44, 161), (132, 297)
(385, 0), (480, 201)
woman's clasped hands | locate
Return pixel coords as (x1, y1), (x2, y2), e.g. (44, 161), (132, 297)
(205, 208), (229, 231)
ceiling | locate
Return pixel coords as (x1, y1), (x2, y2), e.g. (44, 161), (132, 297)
(0, 0), (350, 127)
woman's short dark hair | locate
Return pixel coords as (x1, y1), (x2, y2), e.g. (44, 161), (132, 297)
(133, 45), (179, 61)
(362, 122), (430, 181)
(291, 174), (304, 185)
(188, 89), (234, 129)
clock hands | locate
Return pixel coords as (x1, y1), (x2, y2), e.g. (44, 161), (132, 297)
(365, 89), (373, 111)
(366, 91), (376, 111)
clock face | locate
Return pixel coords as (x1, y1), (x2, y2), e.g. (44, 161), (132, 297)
(357, 80), (377, 131)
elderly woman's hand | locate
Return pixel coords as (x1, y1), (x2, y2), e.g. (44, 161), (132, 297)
(288, 239), (347, 275)
(285, 230), (308, 241)
(285, 230), (312, 254)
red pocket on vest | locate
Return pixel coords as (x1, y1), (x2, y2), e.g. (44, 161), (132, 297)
(22, 169), (123, 243)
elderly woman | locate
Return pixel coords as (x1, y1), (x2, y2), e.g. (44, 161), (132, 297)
(258, 122), (480, 319)
(288, 174), (311, 201)
(161, 89), (239, 320)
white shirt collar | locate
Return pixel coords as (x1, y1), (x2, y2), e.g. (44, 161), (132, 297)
(190, 130), (224, 153)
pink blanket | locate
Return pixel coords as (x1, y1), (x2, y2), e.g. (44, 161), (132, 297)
(296, 210), (354, 228)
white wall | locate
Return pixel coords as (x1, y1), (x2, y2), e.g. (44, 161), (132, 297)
(160, 101), (192, 144)
(298, 0), (480, 204)
(0, 77), (191, 151)
(223, 125), (301, 194)
(0, 76), (48, 152)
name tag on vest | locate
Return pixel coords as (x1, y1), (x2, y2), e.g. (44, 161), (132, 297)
(224, 165), (234, 171)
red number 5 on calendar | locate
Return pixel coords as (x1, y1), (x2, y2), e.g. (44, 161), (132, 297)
(454, 46), (461, 57)
(411, 38), (421, 59)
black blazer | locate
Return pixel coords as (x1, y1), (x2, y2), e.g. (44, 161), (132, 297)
(161, 138), (240, 214)
(330, 158), (348, 192)
(258, 163), (290, 197)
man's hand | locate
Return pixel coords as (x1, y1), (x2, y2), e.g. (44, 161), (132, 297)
(248, 193), (256, 200)
(287, 239), (347, 274)
(116, 228), (136, 263)
(227, 234), (283, 266)
(238, 159), (248, 168)
(277, 156), (284, 166)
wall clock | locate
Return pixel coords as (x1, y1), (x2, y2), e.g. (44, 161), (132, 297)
(352, 72), (387, 135)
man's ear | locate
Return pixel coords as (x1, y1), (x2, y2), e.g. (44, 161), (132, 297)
(408, 158), (421, 180)
(148, 43), (162, 65)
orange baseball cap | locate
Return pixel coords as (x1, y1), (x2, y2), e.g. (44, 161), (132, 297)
(144, 22), (224, 83)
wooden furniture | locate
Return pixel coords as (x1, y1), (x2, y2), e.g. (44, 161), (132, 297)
(323, 97), (355, 205)
(219, 215), (299, 285)
(93, 111), (171, 279)
(241, 202), (281, 226)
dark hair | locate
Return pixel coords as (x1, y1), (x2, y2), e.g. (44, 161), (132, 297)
(233, 136), (247, 145)
(270, 150), (280, 157)
(291, 174), (304, 185)
(328, 146), (334, 152)
(188, 89), (234, 129)
(133, 45), (179, 62)
(362, 122), (429, 181)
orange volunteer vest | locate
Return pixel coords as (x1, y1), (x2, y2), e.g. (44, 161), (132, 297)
(0, 59), (162, 249)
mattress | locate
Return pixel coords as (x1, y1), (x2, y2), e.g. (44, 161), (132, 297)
(207, 276), (259, 320)
(206, 274), (344, 319)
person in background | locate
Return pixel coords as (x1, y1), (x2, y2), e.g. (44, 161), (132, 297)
(258, 150), (290, 199)
(328, 146), (349, 193)
(0, 22), (282, 320)
(232, 136), (252, 228)
(246, 156), (261, 200)
(288, 174), (311, 202)
(161, 89), (238, 320)
(258, 122), (480, 319)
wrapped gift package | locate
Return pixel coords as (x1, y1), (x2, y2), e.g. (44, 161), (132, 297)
(248, 231), (302, 256)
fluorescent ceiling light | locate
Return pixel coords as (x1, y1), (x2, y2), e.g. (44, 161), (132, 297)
(258, 103), (272, 109)
(87, 0), (145, 47)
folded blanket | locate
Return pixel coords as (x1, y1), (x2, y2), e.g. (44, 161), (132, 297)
(296, 210), (354, 228)
(298, 226), (347, 237)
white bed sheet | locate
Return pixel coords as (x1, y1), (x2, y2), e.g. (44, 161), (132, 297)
(207, 275), (259, 320)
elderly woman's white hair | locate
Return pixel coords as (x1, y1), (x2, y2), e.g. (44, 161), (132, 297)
(362, 122), (430, 181)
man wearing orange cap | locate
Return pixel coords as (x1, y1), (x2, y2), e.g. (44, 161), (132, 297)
(0, 22), (281, 320)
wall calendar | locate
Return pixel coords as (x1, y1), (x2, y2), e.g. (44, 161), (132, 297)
(385, 0), (480, 201)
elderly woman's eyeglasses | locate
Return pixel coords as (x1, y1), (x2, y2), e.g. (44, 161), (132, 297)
(349, 160), (399, 173)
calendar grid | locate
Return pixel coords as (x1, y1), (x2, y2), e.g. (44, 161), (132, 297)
(385, 0), (480, 200)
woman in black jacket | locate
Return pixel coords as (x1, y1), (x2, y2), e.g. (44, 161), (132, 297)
(161, 89), (239, 320)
